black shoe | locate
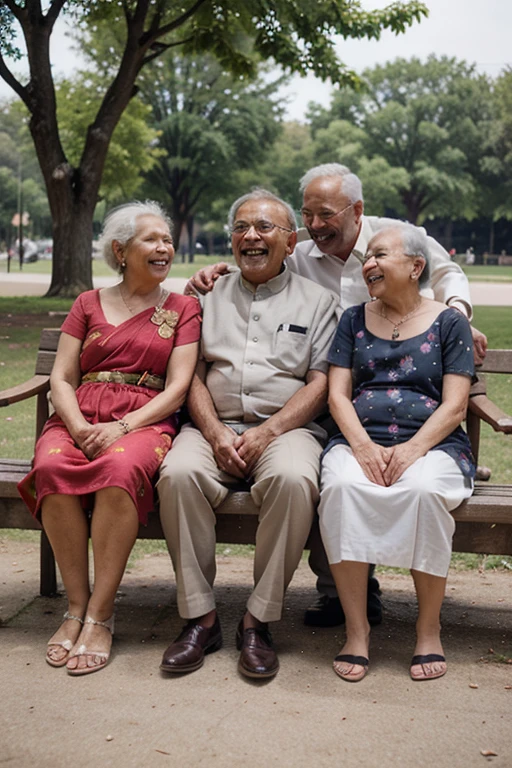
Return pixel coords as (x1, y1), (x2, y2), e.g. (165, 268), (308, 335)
(304, 595), (345, 627)
(160, 616), (222, 673)
(304, 593), (383, 628)
(235, 620), (279, 679)
(367, 590), (383, 626)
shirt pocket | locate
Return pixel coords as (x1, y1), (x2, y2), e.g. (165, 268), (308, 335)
(272, 329), (309, 377)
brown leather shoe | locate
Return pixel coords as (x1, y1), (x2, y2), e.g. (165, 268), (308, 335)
(236, 620), (279, 679)
(160, 616), (222, 674)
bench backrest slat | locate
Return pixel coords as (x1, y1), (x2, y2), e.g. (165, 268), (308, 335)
(34, 328), (61, 376)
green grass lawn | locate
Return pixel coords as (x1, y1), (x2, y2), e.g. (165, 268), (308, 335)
(1, 254), (233, 281)
(3, 257), (512, 282)
(461, 265), (512, 282)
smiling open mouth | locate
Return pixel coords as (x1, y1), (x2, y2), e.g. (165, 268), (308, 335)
(367, 275), (383, 284)
(311, 232), (333, 243)
(242, 248), (268, 256)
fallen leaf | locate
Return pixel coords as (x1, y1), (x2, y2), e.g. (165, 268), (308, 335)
(106, 735), (113, 742)
(480, 750), (498, 757)
(155, 750), (171, 756)
(469, 683), (479, 689)
(504, 685), (512, 690)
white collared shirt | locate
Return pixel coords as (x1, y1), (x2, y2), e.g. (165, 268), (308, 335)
(288, 216), (473, 318)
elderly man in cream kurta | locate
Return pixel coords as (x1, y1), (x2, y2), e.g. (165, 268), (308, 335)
(157, 190), (338, 680)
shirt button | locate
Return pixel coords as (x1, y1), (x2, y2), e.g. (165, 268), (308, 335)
(248, 361), (253, 366)
(253, 315), (259, 321)
(253, 337), (258, 342)
(244, 390), (251, 396)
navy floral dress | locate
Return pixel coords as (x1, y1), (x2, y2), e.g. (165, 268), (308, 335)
(325, 304), (476, 479)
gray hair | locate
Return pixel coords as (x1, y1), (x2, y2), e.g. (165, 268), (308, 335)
(227, 188), (297, 232)
(98, 200), (172, 273)
(380, 223), (431, 287)
(299, 163), (364, 204)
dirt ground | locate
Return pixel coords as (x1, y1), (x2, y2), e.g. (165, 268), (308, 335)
(1, 536), (511, 768)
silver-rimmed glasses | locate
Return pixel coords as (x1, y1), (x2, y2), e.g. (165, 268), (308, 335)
(300, 202), (353, 223)
(230, 220), (294, 236)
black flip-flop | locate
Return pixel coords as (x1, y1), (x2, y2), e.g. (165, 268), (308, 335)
(333, 653), (369, 682)
(410, 653), (446, 681)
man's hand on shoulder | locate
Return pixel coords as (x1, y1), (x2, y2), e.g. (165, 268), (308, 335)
(471, 325), (488, 366)
(184, 261), (231, 296)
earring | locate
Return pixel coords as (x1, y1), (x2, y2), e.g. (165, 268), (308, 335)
(120, 260), (126, 269)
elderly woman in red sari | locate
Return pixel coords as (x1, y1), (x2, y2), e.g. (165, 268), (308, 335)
(18, 201), (201, 675)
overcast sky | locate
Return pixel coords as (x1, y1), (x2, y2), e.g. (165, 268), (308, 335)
(1, 0), (510, 121)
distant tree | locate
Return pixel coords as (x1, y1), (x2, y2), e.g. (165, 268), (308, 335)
(308, 55), (494, 225)
(136, 53), (283, 259)
(0, 99), (50, 245)
(0, 0), (427, 296)
(56, 75), (162, 209)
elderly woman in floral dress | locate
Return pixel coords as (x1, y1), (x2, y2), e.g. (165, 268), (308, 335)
(319, 223), (475, 683)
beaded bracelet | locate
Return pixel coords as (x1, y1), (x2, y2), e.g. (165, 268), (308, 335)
(118, 419), (131, 434)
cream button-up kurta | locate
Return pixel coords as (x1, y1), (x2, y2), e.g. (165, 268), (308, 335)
(201, 266), (338, 429)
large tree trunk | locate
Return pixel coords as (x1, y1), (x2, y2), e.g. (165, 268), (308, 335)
(47, 193), (95, 297)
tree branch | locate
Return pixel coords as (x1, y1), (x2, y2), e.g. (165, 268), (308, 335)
(2, 0), (26, 22)
(142, 36), (193, 65)
(0, 49), (30, 106)
(140, 0), (209, 47)
(46, 0), (67, 26)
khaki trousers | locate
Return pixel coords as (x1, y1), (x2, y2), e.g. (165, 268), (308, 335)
(157, 424), (321, 623)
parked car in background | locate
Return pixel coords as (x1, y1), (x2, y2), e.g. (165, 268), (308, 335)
(14, 238), (38, 263)
(36, 239), (53, 259)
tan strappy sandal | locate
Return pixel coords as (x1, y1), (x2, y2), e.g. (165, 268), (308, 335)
(46, 611), (84, 668)
(66, 615), (115, 676)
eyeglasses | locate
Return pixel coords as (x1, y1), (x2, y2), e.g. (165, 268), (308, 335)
(300, 203), (353, 223)
(230, 220), (294, 236)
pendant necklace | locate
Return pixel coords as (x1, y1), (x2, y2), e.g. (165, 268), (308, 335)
(380, 298), (423, 340)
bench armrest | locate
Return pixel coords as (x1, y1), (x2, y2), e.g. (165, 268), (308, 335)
(468, 394), (512, 434)
(0, 374), (50, 407)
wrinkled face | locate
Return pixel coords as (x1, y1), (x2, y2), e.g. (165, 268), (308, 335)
(301, 176), (363, 259)
(115, 214), (174, 282)
(362, 229), (424, 298)
(231, 199), (297, 285)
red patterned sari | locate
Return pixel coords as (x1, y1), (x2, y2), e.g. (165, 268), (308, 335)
(18, 289), (201, 524)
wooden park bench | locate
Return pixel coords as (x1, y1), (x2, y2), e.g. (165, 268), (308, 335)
(1, 328), (511, 596)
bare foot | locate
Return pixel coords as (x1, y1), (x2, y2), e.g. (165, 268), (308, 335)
(46, 612), (84, 667)
(66, 616), (114, 675)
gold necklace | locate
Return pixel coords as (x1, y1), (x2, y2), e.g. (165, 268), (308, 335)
(380, 298), (423, 340)
(118, 284), (162, 316)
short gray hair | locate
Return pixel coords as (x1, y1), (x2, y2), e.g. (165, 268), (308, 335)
(227, 188), (297, 232)
(98, 200), (172, 273)
(380, 223), (431, 287)
(299, 163), (363, 204)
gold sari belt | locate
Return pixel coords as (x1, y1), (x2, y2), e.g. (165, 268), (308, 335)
(81, 371), (164, 391)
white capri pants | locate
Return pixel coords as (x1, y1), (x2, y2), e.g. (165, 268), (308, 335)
(319, 445), (473, 578)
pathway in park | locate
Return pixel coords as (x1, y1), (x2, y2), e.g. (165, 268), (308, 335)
(0, 271), (511, 305)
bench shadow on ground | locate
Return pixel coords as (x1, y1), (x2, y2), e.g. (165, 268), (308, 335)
(6, 559), (511, 693)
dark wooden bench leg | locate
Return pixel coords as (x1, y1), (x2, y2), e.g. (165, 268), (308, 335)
(40, 529), (58, 596)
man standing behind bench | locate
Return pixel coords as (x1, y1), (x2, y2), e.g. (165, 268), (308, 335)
(157, 189), (338, 679)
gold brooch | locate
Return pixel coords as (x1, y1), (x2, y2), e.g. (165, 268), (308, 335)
(151, 309), (179, 339)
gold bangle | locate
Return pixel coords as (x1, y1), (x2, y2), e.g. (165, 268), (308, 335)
(118, 419), (131, 434)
